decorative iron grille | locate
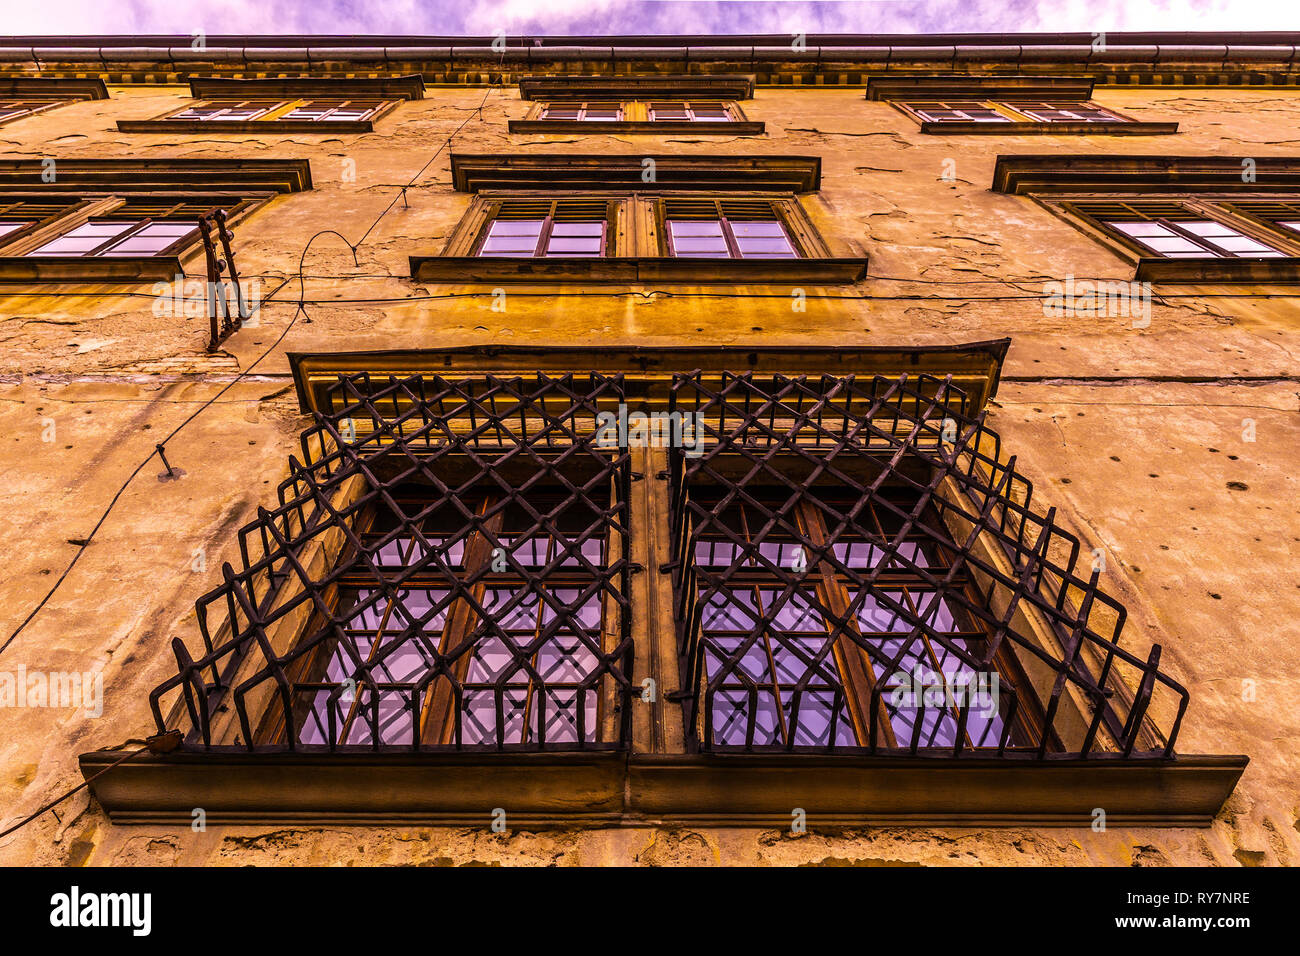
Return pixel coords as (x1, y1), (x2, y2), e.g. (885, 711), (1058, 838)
(151, 372), (635, 752)
(666, 371), (1188, 758)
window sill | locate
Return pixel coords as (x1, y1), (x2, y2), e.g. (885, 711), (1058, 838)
(918, 121), (1178, 135)
(410, 255), (868, 284)
(0, 255), (183, 282)
(1135, 255), (1300, 282)
(117, 119), (375, 134)
(79, 748), (1247, 827)
(508, 120), (764, 135)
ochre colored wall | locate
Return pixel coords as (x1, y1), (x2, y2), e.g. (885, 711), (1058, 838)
(0, 81), (1296, 866)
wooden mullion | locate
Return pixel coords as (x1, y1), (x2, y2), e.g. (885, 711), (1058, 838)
(1154, 217), (1224, 256)
(795, 500), (898, 749)
(418, 498), (506, 746)
(718, 215), (743, 259)
(536, 212), (556, 257)
(991, 100), (1036, 121)
(81, 216), (149, 257)
(257, 99), (300, 121)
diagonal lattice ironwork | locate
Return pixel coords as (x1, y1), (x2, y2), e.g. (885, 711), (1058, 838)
(151, 371), (635, 752)
(666, 371), (1188, 758)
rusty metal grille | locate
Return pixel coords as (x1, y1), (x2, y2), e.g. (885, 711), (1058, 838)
(666, 371), (1188, 758)
(151, 372), (635, 752)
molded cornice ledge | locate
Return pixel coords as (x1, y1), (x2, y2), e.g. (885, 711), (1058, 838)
(992, 154), (1300, 193)
(0, 76), (108, 98)
(449, 153), (821, 192)
(0, 158), (313, 192)
(519, 73), (755, 100)
(188, 73), (426, 99)
(866, 74), (1094, 100)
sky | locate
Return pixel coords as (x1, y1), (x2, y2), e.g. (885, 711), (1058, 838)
(1, 0), (1295, 39)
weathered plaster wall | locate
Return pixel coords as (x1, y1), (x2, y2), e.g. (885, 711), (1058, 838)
(0, 81), (1296, 866)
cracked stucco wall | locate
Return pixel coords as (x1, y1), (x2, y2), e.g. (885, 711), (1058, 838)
(0, 82), (1296, 866)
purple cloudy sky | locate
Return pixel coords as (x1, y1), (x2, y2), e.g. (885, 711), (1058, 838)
(2, 1), (1293, 37)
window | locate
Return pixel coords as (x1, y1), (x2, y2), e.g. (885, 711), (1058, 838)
(0, 79), (107, 125)
(280, 99), (387, 122)
(30, 219), (199, 257)
(0, 159), (309, 281)
(666, 370), (1183, 755)
(101, 349), (1246, 825)
(906, 100), (1013, 123)
(689, 489), (1030, 749)
(474, 199), (609, 257)
(151, 372), (633, 752)
(663, 199), (799, 258)
(166, 98), (391, 123)
(2, 199), (238, 260)
(170, 99), (284, 121)
(1011, 101), (1124, 123)
(1066, 200), (1297, 261)
(118, 78), (421, 133)
(870, 79), (1175, 135)
(993, 156), (1300, 280)
(902, 100), (1128, 125)
(0, 99), (67, 123)
(540, 101), (623, 121)
(514, 99), (758, 134)
(418, 154), (861, 282)
(290, 487), (613, 748)
(647, 101), (734, 122)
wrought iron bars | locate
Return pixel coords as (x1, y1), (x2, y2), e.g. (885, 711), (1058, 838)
(150, 371), (635, 752)
(665, 371), (1189, 758)
(198, 208), (248, 352)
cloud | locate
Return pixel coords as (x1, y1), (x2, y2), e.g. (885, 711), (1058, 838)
(2, 0), (1294, 38)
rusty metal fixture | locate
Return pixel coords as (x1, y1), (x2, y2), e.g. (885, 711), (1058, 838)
(665, 370), (1188, 758)
(150, 372), (635, 752)
(197, 208), (244, 352)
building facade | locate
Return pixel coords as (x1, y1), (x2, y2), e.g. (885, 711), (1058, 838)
(0, 33), (1295, 867)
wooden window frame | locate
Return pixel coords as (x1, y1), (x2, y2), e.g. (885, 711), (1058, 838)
(0, 79), (108, 126)
(419, 189), (861, 284)
(258, 487), (627, 750)
(460, 195), (619, 258)
(867, 75), (1176, 136)
(0, 192), (263, 281)
(117, 76), (422, 134)
(1042, 194), (1300, 281)
(0, 99), (71, 124)
(686, 490), (1051, 752)
(511, 99), (762, 135)
(655, 196), (815, 260)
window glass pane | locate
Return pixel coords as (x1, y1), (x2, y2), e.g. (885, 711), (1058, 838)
(1107, 220), (1216, 257)
(549, 222), (603, 236)
(29, 220), (133, 256)
(668, 219), (729, 257)
(99, 221), (197, 256)
(731, 220), (797, 258)
(479, 219), (543, 256)
(0, 221), (30, 239)
(1110, 221), (1173, 238)
(668, 220), (724, 237)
